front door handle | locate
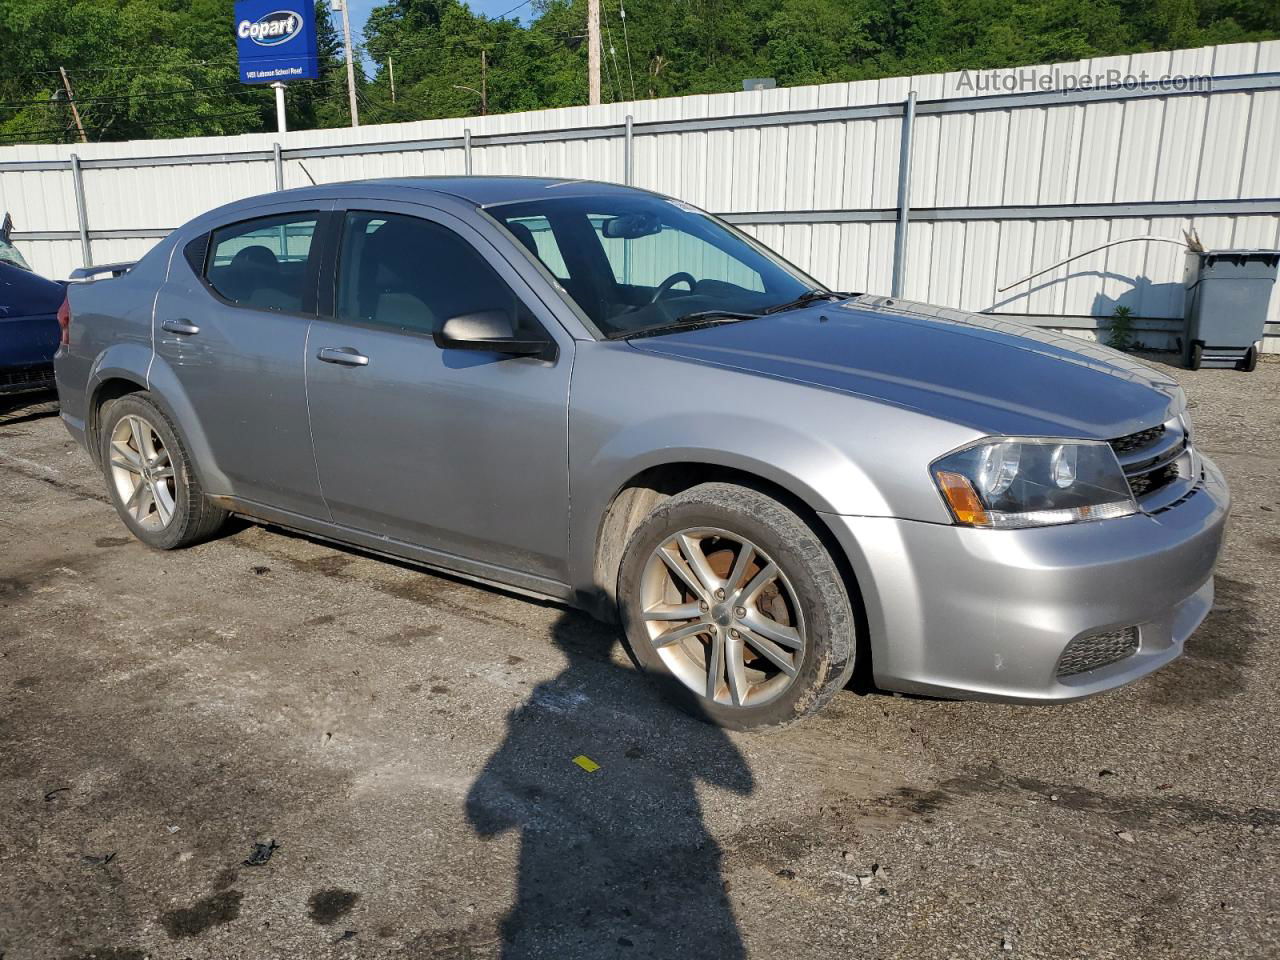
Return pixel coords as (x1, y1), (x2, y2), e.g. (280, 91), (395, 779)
(317, 346), (370, 367)
(161, 319), (200, 335)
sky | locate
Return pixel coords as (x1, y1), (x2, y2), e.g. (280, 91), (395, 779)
(341, 0), (532, 70)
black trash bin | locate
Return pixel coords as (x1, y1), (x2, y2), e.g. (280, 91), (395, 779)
(1182, 248), (1279, 371)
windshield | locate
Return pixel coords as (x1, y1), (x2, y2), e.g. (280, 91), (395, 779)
(0, 238), (32, 272)
(487, 194), (820, 338)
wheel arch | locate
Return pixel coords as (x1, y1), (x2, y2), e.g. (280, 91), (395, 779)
(85, 375), (147, 467)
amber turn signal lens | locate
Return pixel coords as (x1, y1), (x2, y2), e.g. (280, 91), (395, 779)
(935, 470), (990, 527)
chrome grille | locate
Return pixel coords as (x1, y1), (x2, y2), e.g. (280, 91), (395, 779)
(1109, 418), (1195, 508)
(1056, 627), (1139, 677)
(1110, 424), (1165, 456)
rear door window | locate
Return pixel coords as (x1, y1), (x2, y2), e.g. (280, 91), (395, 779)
(205, 214), (320, 313)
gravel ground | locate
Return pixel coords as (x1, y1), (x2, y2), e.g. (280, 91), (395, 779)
(1, 357), (1277, 960)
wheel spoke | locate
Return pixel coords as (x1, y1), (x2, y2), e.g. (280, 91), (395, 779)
(124, 476), (147, 514)
(724, 543), (755, 594)
(705, 628), (726, 700)
(737, 561), (779, 603)
(133, 483), (156, 522)
(725, 635), (748, 706)
(740, 627), (799, 677)
(153, 482), (175, 525)
(658, 545), (709, 601)
(741, 609), (803, 650)
(152, 465), (175, 481)
(677, 533), (721, 594)
(652, 621), (709, 648)
(109, 441), (143, 474)
(127, 417), (150, 461)
(643, 601), (703, 622)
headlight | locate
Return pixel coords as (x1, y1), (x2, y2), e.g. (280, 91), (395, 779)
(931, 438), (1137, 529)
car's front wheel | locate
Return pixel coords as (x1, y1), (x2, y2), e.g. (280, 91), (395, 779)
(98, 392), (227, 549)
(618, 482), (856, 730)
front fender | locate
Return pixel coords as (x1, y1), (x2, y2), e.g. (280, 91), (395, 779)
(566, 341), (977, 599)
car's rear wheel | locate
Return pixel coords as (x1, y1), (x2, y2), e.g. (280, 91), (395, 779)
(618, 482), (856, 730)
(99, 393), (227, 549)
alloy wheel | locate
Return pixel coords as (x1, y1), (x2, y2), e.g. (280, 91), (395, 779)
(639, 527), (807, 708)
(108, 414), (177, 530)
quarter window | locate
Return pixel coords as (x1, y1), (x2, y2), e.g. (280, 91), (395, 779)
(335, 212), (530, 336)
(205, 214), (319, 313)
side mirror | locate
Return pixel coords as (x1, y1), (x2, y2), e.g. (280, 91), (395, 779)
(433, 310), (553, 359)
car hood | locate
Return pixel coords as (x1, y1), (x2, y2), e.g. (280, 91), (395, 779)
(625, 295), (1183, 440)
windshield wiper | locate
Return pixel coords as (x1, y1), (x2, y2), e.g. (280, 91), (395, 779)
(611, 310), (759, 340)
(761, 289), (848, 315)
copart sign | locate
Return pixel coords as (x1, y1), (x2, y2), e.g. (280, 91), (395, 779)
(234, 0), (319, 84)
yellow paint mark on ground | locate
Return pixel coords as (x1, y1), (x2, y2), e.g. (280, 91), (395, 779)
(572, 755), (600, 773)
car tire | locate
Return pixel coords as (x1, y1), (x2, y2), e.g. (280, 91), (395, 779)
(617, 481), (856, 731)
(98, 392), (227, 549)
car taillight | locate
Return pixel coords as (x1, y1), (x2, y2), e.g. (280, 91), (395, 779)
(57, 293), (71, 347)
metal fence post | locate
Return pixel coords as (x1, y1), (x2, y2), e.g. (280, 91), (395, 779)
(624, 114), (634, 185)
(464, 128), (473, 175)
(890, 91), (916, 298)
(273, 143), (284, 190)
(69, 153), (92, 268)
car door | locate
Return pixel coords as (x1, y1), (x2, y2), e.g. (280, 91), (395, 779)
(153, 207), (331, 517)
(304, 203), (574, 586)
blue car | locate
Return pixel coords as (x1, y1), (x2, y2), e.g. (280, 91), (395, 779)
(0, 225), (64, 395)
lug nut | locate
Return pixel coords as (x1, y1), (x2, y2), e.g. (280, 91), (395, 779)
(715, 588), (726, 600)
(734, 606), (746, 618)
(730, 629), (740, 639)
(699, 600), (709, 611)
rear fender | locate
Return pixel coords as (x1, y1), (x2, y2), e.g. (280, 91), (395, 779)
(132, 353), (229, 494)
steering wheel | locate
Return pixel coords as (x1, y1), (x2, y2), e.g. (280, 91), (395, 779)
(648, 272), (697, 305)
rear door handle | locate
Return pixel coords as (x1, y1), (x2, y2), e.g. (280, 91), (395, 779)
(161, 319), (200, 335)
(317, 346), (369, 367)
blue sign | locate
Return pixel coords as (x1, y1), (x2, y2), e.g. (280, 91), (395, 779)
(235, 0), (319, 84)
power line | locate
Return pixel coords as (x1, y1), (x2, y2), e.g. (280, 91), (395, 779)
(490, 0), (534, 20)
(619, 1), (637, 102)
(599, 1), (624, 102)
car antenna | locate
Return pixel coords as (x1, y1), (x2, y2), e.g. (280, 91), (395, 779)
(297, 162), (317, 186)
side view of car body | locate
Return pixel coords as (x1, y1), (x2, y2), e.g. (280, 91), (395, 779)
(0, 222), (64, 396)
(54, 177), (1230, 729)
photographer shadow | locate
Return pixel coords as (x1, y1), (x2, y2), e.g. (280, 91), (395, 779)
(465, 611), (754, 959)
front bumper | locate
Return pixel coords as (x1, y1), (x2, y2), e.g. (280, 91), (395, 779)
(822, 454), (1230, 702)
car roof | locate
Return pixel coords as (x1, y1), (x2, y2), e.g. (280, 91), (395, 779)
(217, 176), (657, 216)
(386, 176), (650, 206)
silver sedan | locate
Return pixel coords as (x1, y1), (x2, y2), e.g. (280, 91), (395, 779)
(53, 177), (1229, 729)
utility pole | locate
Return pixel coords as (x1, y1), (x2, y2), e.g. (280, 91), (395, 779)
(58, 67), (87, 143)
(389, 57), (396, 103)
(333, 0), (360, 127)
(587, 0), (600, 105)
(453, 49), (488, 116)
